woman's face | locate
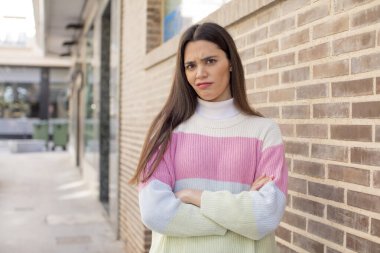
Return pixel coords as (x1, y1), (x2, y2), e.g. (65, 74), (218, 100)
(184, 40), (232, 102)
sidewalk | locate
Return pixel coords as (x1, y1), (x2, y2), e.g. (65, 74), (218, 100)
(0, 151), (125, 253)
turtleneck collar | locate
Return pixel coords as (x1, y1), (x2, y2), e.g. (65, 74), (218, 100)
(195, 97), (240, 120)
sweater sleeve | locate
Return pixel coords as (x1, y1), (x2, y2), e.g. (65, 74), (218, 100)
(200, 123), (288, 240)
(138, 139), (227, 237)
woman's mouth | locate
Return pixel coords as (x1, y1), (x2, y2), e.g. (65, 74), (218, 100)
(196, 82), (212, 89)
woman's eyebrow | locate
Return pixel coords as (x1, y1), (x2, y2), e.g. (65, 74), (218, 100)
(201, 55), (218, 62)
(184, 60), (195, 65)
(184, 55), (218, 65)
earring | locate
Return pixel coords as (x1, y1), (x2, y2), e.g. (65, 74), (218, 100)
(229, 67), (232, 71)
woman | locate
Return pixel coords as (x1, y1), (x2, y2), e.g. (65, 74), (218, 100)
(130, 22), (288, 253)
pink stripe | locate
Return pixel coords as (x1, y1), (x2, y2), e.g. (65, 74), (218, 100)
(140, 144), (176, 190)
(140, 132), (288, 194)
(255, 144), (288, 194)
(173, 132), (263, 184)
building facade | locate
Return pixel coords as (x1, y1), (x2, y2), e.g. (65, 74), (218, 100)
(68, 0), (380, 252)
(67, 0), (121, 237)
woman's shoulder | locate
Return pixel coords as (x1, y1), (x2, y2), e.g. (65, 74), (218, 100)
(243, 114), (279, 129)
(242, 115), (283, 142)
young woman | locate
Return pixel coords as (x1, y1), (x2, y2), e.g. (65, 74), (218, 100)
(130, 22), (288, 253)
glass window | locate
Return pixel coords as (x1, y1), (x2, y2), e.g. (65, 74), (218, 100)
(84, 26), (97, 164)
(163, 0), (231, 42)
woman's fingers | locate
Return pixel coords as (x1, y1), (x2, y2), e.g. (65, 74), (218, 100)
(250, 175), (273, 191)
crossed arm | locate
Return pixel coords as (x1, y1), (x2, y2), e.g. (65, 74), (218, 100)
(175, 174), (274, 207)
(139, 174), (286, 240)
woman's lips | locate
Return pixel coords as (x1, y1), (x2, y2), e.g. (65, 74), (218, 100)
(196, 82), (212, 89)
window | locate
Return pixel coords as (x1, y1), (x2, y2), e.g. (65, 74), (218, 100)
(146, 0), (231, 52)
(163, 0), (231, 42)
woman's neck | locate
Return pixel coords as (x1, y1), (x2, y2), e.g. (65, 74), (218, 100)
(195, 98), (240, 120)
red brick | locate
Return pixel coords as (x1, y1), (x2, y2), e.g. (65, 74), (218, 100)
(256, 73), (279, 88)
(283, 211), (306, 229)
(282, 105), (310, 119)
(326, 247), (342, 253)
(313, 103), (349, 118)
(246, 59), (267, 74)
(287, 194), (291, 207)
(235, 18), (256, 35)
(284, 141), (309, 156)
(235, 36), (246, 48)
(255, 40), (279, 56)
(312, 143), (348, 162)
(309, 181), (345, 202)
(346, 233), (380, 252)
(352, 101), (380, 118)
(275, 226), (291, 242)
(288, 176), (307, 194)
(246, 78), (255, 90)
(247, 91), (267, 104)
(377, 77), (380, 94)
(296, 83), (328, 99)
(314, 59), (349, 78)
(281, 29), (310, 50)
(328, 164), (370, 186)
(308, 220), (344, 245)
(298, 4), (330, 26)
(375, 171), (380, 188)
(293, 233), (324, 253)
(279, 124), (294, 137)
(296, 124), (328, 139)
(277, 242), (297, 253)
(333, 31), (376, 55)
(334, 0), (375, 12)
(327, 205), (369, 232)
(282, 67), (310, 83)
(313, 14), (349, 39)
(269, 88), (295, 102)
(269, 17), (296, 37)
(299, 43), (329, 63)
(257, 7), (281, 26)
(269, 53), (295, 69)
(293, 159), (325, 178)
(351, 4), (380, 29)
(239, 47), (255, 61)
(247, 27), (268, 45)
(282, 0), (310, 14)
(348, 190), (380, 212)
(352, 52), (380, 74)
(257, 106), (280, 118)
(371, 218), (380, 237)
(331, 125), (372, 142)
(332, 78), (373, 97)
(293, 196), (325, 217)
(351, 147), (380, 166)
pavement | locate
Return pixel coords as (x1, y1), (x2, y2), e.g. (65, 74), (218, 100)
(0, 148), (125, 253)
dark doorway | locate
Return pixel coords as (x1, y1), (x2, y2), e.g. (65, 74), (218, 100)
(99, 2), (111, 210)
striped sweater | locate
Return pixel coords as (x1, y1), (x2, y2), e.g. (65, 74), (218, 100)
(139, 98), (288, 253)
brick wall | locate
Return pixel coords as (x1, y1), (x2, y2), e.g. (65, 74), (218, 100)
(146, 0), (162, 53)
(120, 0), (380, 252)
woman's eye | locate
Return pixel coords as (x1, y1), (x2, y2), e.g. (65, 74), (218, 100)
(206, 59), (216, 64)
(185, 64), (195, 70)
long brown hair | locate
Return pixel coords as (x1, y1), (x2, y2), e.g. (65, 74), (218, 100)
(129, 22), (263, 184)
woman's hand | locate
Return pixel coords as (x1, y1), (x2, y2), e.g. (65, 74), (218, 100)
(250, 174), (273, 191)
(175, 189), (203, 207)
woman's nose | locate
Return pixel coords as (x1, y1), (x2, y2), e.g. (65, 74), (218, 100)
(196, 65), (207, 78)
